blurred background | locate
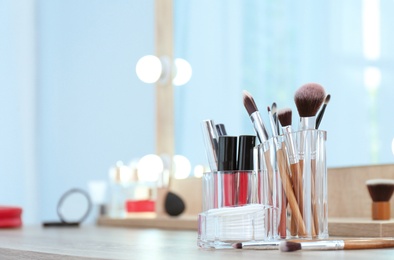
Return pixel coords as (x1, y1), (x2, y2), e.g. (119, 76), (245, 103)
(1, 0), (393, 224)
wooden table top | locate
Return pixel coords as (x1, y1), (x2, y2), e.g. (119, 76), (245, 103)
(0, 226), (393, 259)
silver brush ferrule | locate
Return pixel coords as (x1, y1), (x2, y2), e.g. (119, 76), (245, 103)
(301, 240), (345, 250)
(282, 126), (298, 164)
(250, 112), (269, 144)
(299, 116), (317, 130)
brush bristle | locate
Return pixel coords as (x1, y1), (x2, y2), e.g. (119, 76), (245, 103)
(243, 90), (258, 116)
(272, 102), (277, 112)
(324, 94), (331, 105)
(294, 83), (326, 117)
(366, 179), (394, 202)
(232, 243), (243, 249)
(279, 241), (302, 252)
(278, 108), (292, 127)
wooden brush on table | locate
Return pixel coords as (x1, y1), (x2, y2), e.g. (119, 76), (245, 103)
(280, 238), (394, 252)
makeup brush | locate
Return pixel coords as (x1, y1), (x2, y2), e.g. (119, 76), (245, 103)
(242, 90), (269, 143)
(271, 102), (280, 135)
(232, 241), (280, 250)
(201, 120), (219, 172)
(294, 83), (326, 130)
(278, 108), (312, 235)
(366, 179), (394, 220)
(315, 94), (331, 129)
(267, 106), (278, 139)
(294, 83), (325, 236)
(277, 108), (297, 234)
(280, 238), (394, 252)
(279, 107), (319, 236)
(215, 123), (227, 136)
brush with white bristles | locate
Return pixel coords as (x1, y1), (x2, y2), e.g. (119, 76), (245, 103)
(294, 83), (326, 130)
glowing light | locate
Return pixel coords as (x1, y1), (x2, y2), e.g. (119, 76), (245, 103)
(362, 0), (380, 60)
(137, 154), (164, 182)
(173, 58), (192, 86)
(391, 138), (394, 156)
(364, 66), (381, 92)
(193, 165), (205, 178)
(173, 155), (191, 179)
(135, 55), (162, 83)
(87, 180), (107, 204)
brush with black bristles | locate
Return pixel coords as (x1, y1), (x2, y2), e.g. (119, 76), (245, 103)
(232, 241), (281, 250)
(242, 90), (269, 143)
(280, 238), (394, 252)
(271, 102), (280, 135)
(277, 108), (297, 180)
(294, 83), (325, 237)
(315, 94), (331, 129)
(294, 83), (326, 130)
(366, 179), (394, 220)
(267, 106), (278, 140)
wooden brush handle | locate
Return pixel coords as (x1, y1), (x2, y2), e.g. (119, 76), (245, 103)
(277, 148), (306, 236)
(291, 163), (304, 215)
(264, 150), (274, 196)
(311, 159), (317, 236)
(344, 239), (394, 250)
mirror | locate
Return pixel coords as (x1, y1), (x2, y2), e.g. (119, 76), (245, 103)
(173, 0), (394, 168)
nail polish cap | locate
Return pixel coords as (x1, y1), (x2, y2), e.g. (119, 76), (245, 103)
(218, 136), (237, 171)
(237, 135), (256, 170)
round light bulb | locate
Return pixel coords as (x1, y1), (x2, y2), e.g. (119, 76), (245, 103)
(364, 66), (381, 92)
(173, 58), (192, 86)
(173, 155), (191, 179)
(391, 138), (394, 157)
(136, 55), (162, 83)
(193, 165), (205, 178)
(137, 154), (163, 182)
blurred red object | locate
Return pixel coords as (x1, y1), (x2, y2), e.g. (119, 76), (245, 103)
(0, 206), (22, 228)
(125, 200), (155, 213)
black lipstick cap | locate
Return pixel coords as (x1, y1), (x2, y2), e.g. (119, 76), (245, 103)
(237, 135), (256, 170)
(217, 136), (237, 171)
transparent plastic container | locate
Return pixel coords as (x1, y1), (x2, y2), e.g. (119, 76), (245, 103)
(197, 170), (275, 249)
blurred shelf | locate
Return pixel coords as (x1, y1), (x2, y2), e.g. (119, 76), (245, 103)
(329, 217), (394, 237)
(97, 214), (198, 230)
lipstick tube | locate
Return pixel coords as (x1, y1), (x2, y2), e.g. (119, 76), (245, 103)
(215, 136), (237, 207)
(237, 135), (256, 206)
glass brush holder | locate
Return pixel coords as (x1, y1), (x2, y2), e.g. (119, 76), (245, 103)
(255, 129), (328, 239)
(197, 129), (328, 248)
